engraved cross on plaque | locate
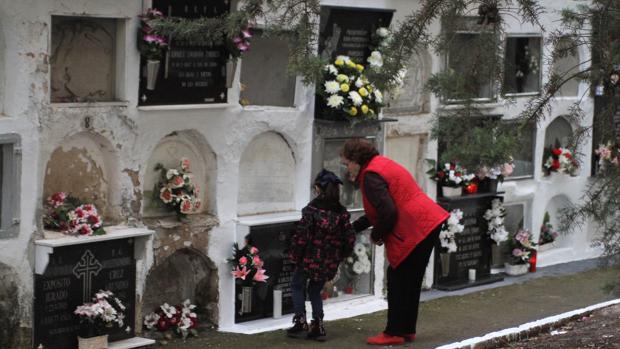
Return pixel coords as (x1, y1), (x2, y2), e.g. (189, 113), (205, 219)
(73, 250), (103, 302)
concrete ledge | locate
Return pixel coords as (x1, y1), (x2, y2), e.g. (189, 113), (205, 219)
(109, 337), (156, 349)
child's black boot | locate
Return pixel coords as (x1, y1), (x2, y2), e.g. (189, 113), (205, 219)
(306, 318), (326, 341)
(286, 313), (308, 339)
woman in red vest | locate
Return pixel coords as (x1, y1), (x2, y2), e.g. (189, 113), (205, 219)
(341, 138), (449, 346)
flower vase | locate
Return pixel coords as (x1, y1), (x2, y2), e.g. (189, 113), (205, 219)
(240, 286), (253, 314)
(146, 60), (161, 90)
(504, 262), (528, 276)
(441, 186), (462, 198)
(491, 243), (505, 268)
(440, 252), (451, 277)
(78, 334), (108, 349)
(226, 60), (237, 88)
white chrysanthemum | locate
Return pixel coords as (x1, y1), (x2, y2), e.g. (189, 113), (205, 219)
(166, 169), (179, 179)
(336, 55), (351, 63)
(354, 243), (366, 256)
(355, 78), (364, 88)
(324, 64), (338, 75)
(144, 312), (160, 329)
(348, 91), (363, 106)
(374, 89), (383, 103)
(324, 80), (340, 94)
(347, 257), (354, 263)
(367, 51), (383, 68)
(326, 94), (344, 108)
(352, 261), (364, 274)
(376, 27), (390, 38)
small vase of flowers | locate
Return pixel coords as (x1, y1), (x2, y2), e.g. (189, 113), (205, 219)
(153, 158), (201, 221)
(139, 9), (168, 90)
(74, 290), (127, 348)
(505, 229), (537, 275)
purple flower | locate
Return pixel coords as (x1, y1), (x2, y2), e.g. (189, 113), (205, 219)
(233, 37), (243, 44)
(241, 28), (252, 39)
(144, 34), (167, 46)
(512, 248), (523, 257)
(236, 41), (249, 52)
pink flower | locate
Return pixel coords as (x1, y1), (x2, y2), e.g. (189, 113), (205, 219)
(239, 256), (248, 265)
(171, 176), (185, 188)
(78, 224), (93, 236)
(501, 163), (514, 177)
(75, 208), (85, 218)
(241, 28), (252, 39)
(236, 41), (249, 52)
(159, 187), (174, 203)
(253, 269), (269, 282)
(193, 200), (201, 210)
(253, 256), (263, 267)
(249, 247), (259, 254)
(232, 266), (250, 280)
(512, 248), (524, 257)
(179, 199), (193, 214)
(181, 158), (191, 171)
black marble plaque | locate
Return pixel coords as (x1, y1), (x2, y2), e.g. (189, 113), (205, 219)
(319, 6), (393, 63)
(433, 194), (504, 291)
(235, 221), (295, 323)
(34, 239), (136, 349)
(139, 0), (229, 105)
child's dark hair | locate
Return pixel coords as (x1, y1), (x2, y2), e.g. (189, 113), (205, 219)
(314, 169), (343, 204)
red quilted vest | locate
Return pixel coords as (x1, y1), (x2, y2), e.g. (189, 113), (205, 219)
(359, 156), (449, 268)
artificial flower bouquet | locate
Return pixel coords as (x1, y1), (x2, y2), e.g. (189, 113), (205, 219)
(543, 146), (579, 176)
(320, 55), (384, 121)
(229, 243), (269, 286)
(594, 142), (619, 172)
(153, 158), (201, 220)
(43, 192), (105, 236)
(139, 8), (168, 61)
(342, 234), (372, 289)
(508, 229), (537, 265)
(143, 300), (199, 340)
(539, 211), (559, 245)
(74, 290), (127, 337)
(439, 209), (465, 253)
(427, 162), (476, 188)
(484, 199), (509, 244)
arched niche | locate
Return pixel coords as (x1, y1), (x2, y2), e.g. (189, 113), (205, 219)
(541, 195), (573, 249)
(544, 116), (573, 148)
(552, 37), (580, 97)
(143, 130), (216, 217)
(142, 248), (219, 325)
(43, 131), (120, 222)
(238, 132), (296, 216)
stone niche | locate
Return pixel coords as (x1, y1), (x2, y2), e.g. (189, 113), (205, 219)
(0, 263), (20, 349)
(384, 50), (432, 115)
(43, 131), (120, 222)
(143, 130), (216, 217)
(142, 248), (219, 325)
(50, 16), (119, 103)
(542, 195), (573, 249)
(545, 116), (574, 148)
(386, 134), (429, 185)
(238, 132), (296, 216)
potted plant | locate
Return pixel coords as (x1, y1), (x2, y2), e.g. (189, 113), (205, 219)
(426, 161), (475, 197)
(505, 229), (537, 275)
(74, 290), (127, 349)
(143, 299), (199, 340)
(43, 192), (106, 236)
(538, 212), (559, 251)
(139, 9), (168, 90)
(438, 209), (465, 277)
(229, 241), (269, 314)
(153, 158), (201, 221)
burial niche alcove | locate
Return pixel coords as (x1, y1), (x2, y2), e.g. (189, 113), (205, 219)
(142, 248), (219, 325)
(143, 130), (216, 217)
(43, 132), (120, 222)
(238, 132), (296, 216)
(545, 116), (574, 149)
(542, 195), (573, 249)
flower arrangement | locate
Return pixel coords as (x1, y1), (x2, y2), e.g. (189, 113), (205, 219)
(594, 142), (619, 172)
(231, 26), (253, 56)
(229, 243), (269, 285)
(153, 158), (201, 220)
(508, 229), (537, 265)
(484, 199), (509, 244)
(365, 27), (408, 96)
(427, 162), (476, 188)
(143, 299), (198, 340)
(543, 147), (579, 176)
(344, 235), (372, 278)
(320, 55), (384, 121)
(74, 290), (127, 337)
(439, 209), (465, 253)
(539, 212), (559, 245)
(43, 192), (105, 236)
(139, 9), (168, 61)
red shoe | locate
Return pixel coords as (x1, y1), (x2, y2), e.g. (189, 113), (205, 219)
(403, 333), (416, 342)
(367, 332), (405, 345)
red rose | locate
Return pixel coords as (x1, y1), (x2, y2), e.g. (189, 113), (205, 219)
(552, 148), (562, 156)
(156, 318), (169, 332)
(167, 316), (179, 326)
(450, 163), (456, 170)
(172, 176), (185, 188)
(551, 159), (561, 170)
(455, 171), (462, 177)
(75, 208), (85, 218)
(564, 152), (572, 159)
(88, 215), (100, 225)
(190, 317), (198, 329)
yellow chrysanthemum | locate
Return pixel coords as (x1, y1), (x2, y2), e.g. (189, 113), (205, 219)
(349, 107), (358, 116)
(336, 74), (349, 82)
(335, 59), (344, 66)
(346, 60), (356, 68)
(358, 87), (369, 97)
(340, 83), (350, 93)
(361, 105), (369, 114)
(356, 64), (364, 72)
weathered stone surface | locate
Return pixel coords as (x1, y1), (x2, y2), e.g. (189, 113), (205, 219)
(0, 263), (20, 349)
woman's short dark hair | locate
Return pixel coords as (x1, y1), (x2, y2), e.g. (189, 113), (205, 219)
(341, 138), (379, 166)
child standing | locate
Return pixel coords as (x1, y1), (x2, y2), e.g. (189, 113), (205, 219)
(287, 169), (356, 341)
